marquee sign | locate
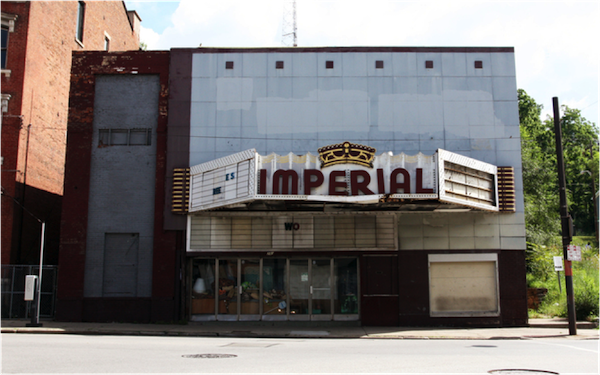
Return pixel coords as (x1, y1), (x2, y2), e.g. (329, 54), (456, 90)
(188, 143), (500, 212)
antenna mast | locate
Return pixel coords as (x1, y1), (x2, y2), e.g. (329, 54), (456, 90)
(282, 0), (297, 47)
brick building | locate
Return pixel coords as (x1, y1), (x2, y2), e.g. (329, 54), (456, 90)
(59, 47), (527, 326)
(1, 1), (141, 267)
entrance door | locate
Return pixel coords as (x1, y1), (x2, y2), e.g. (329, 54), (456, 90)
(288, 258), (356, 321)
(310, 259), (332, 320)
(288, 259), (309, 321)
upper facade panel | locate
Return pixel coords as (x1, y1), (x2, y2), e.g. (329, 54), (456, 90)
(180, 48), (519, 176)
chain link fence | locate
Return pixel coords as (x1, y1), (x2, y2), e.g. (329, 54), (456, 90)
(1, 265), (58, 319)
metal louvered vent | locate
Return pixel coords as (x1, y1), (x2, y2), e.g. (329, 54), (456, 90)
(172, 168), (190, 214)
(497, 166), (516, 212)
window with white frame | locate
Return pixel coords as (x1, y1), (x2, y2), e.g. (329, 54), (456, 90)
(1, 12), (17, 71)
(1, 26), (8, 69)
(76, 1), (85, 43)
(104, 32), (110, 51)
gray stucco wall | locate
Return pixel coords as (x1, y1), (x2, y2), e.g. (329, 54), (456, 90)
(83, 75), (159, 298)
(186, 50), (525, 250)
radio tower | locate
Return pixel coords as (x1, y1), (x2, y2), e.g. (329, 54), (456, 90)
(282, 0), (297, 47)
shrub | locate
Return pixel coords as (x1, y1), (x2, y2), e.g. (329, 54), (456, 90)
(573, 275), (599, 320)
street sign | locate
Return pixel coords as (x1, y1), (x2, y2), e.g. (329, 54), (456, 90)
(567, 245), (582, 261)
(553, 256), (564, 271)
(24, 275), (37, 301)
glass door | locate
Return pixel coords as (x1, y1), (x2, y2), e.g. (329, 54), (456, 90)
(334, 258), (359, 321)
(288, 259), (309, 321)
(311, 259), (332, 320)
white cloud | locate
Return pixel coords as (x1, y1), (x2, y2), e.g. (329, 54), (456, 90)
(140, 26), (160, 49)
(148, 0), (283, 49)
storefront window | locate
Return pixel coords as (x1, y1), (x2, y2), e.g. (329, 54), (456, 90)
(191, 259), (217, 317)
(239, 259), (260, 317)
(262, 258), (287, 318)
(190, 256), (358, 321)
(334, 258), (358, 314)
(218, 259), (238, 317)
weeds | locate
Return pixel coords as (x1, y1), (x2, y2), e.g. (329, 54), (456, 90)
(527, 237), (599, 321)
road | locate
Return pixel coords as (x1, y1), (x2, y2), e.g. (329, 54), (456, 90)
(1, 334), (598, 374)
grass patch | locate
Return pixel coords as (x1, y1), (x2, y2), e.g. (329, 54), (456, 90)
(527, 240), (599, 321)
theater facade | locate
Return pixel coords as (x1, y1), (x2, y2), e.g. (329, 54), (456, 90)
(58, 47), (527, 326)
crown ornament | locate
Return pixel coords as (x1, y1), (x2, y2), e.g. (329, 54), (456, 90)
(318, 141), (376, 168)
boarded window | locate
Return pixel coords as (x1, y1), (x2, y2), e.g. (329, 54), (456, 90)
(99, 128), (152, 146)
(103, 233), (139, 297)
(428, 254), (499, 316)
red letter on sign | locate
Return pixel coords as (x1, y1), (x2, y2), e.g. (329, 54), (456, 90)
(304, 169), (324, 195)
(329, 170), (348, 196)
(377, 169), (385, 194)
(351, 170), (374, 195)
(390, 168), (410, 194)
(416, 168), (433, 193)
(259, 169), (267, 194)
(273, 170), (299, 195)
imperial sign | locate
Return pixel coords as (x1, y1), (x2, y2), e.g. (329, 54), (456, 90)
(188, 143), (499, 212)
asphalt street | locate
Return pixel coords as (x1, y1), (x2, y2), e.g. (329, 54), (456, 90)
(2, 333), (598, 374)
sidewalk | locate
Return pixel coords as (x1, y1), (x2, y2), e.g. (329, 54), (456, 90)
(2, 318), (597, 340)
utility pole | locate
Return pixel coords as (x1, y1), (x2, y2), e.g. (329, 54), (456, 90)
(552, 97), (577, 335)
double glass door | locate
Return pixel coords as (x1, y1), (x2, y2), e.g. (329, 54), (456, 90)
(190, 257), (358, 322)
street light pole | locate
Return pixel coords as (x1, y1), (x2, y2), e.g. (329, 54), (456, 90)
(35, 221), (46, 326)
(0, 186), (46, 327)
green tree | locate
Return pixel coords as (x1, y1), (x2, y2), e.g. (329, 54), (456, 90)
(543, 107), (599, 236)
(519, 89), (599, 241)
(519, 89), (560, 245)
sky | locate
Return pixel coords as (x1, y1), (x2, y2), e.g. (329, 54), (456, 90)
(124, 0), (599, 127)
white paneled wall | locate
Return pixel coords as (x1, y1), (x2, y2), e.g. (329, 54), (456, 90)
(398, 212), (524, 250)
(188, 215), (396, 250)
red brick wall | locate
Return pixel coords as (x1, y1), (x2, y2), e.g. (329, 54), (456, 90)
(1, 1), (140, 265)
(1, 116), (24, 265)
(1, 2), (30, 265)
(19, 1), (140, 195)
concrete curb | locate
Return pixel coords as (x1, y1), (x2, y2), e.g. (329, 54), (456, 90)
(2, 318), (598, 340)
